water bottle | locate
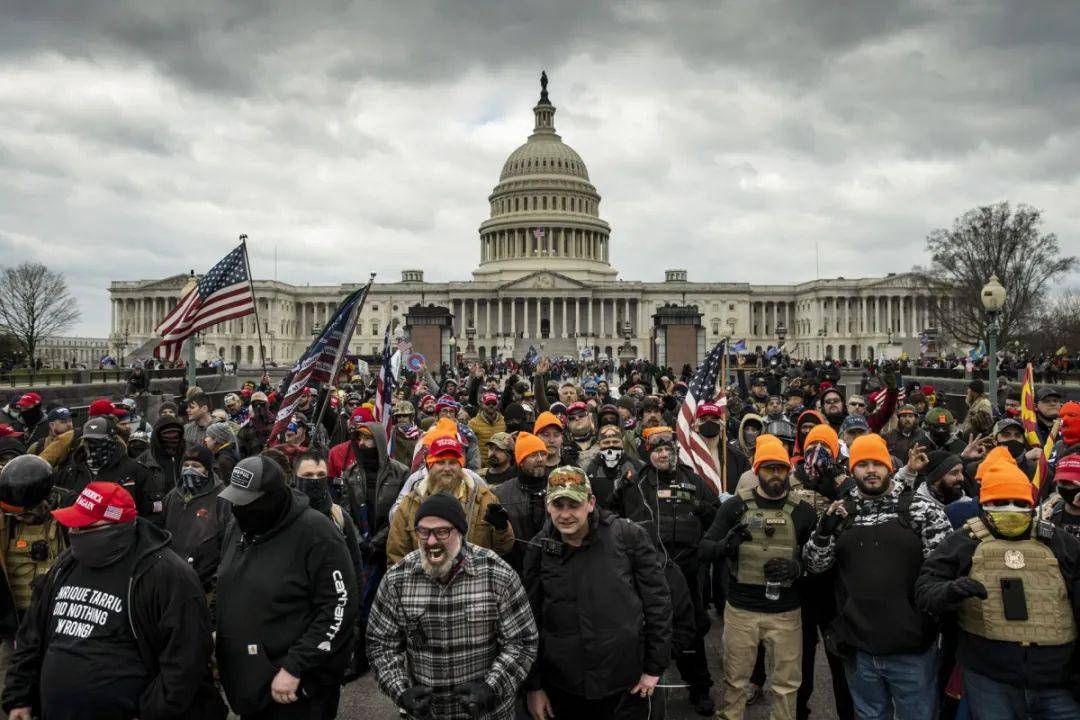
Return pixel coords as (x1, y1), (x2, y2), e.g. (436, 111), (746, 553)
(765, 580), (781, 601)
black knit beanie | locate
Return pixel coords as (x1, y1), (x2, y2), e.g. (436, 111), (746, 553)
(925, 450), (961, 485)
(415, 492), (468, 536)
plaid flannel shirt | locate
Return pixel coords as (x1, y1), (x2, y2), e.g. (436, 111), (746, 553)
(367, 543), (538, 719)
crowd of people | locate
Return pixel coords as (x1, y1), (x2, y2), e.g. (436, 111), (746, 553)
(0, 349), (1075, 720)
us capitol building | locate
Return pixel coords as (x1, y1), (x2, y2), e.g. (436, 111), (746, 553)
(109, 75), (951, 371)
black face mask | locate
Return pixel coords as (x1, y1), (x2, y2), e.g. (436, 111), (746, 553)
(159, 432), (184, 457)
(698, 421), (722, 439)
(297, 477), (331, 512)
(929, 428), (952, 446)
(70, 522), (137, 568)
(1058, 483), (1080, 507)
(232, 485), (291, 536)
(1002, 439), (1026, 459)
(357, 444), (380, 471)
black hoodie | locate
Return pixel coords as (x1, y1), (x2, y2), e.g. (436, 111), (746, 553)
(1, 518), (224, 720)
(137, 416), (187, 518)
(215, 489), (358, 715)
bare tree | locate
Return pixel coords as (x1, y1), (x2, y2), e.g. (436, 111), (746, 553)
(1022, 289), (1080, 355)
(911, 202), (1077, 347)
(0, 262), (81, 364)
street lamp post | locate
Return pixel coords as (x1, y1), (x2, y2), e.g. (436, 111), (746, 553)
(817, 328), (827, 359)
(776, 321), (787, 354)
(981, 275), (1006, 404)
(449, 336), (457, 371)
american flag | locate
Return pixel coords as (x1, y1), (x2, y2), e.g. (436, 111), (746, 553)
(154, 244), (255, 362)
(374, 322), (395, 439)
(676, 339), (727, 494)
(270, 285), (369, 441)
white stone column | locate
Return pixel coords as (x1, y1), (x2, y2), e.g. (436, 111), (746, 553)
(587, 297), (593, 336)
(599, 298), (606, 337)
(535, 298), (541, 339)
(560, 298), (567, 338)
(510, 299), (516, 338)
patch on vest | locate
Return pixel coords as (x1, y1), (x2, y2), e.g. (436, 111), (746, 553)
(1004, 549), (1025, 569)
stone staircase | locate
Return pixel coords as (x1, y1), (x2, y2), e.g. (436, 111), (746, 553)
(512, 337), (581, 360)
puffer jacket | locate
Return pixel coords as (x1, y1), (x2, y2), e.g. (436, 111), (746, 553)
(468, 411), (506, 465)
(523, 511), (671, 699)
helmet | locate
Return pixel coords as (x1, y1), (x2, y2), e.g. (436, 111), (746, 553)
(0, 455), (55, 511)
(764, 418), (797, 445)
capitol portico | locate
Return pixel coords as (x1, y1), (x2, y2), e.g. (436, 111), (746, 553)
(108, 75), (955, 370)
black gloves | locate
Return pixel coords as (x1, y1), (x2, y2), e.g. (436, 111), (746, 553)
(719, 522), (752, 556)
(816, 511), (844, 540)
(484, 502), (510, 531)
(764, 557), (801, 585)
(946, 577), (988, 603)
(399, 686), (433, 715)
(453, 681), (497, 712)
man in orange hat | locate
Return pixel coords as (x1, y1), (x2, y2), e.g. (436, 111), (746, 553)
(386, 436), (513, 565)
(534, 411), (576, 471)
(804, 433), (952, 720)
(917, 455), (1080, 719)
(491, 432), (549, 575)
(702, 434), (817, 720)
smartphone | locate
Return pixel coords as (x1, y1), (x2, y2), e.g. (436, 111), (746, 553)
(1000, 577), (1028, 621)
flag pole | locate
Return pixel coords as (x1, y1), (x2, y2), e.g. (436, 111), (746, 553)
(720, 337), (729, 493)
(311, 274), (376, 436)
(240, 235), (268, 376)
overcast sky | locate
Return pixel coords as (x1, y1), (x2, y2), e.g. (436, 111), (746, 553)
(2, 1), (1079, 337)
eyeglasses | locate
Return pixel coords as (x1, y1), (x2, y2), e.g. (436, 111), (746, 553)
(414, 526), (453, 540)
(568, 412), (588, 420)
(849, 402), (866, 408)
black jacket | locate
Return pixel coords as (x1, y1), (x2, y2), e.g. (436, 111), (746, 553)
(56, 439), (152, 518)
(584, 453), (641, 511)
(136, 415), (187, 522)
(523, 511), (672, 699)
(215, 490), (358, 715)
(162, 478), (231, 592)
(1, 519), (224, 720)
(612, 463), (719, 567)
(492, 475), (548, 574)
(915, 522), (1080, 688)
(343, 422), (409, 566)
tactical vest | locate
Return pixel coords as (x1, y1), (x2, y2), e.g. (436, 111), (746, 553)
(5, 519), (64, 611)
(788, 477), (832, 518)
(735, 488), (798, 586)
(958, 517), (1077, 646)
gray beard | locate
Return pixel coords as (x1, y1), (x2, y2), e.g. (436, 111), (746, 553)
(419, 548), (456, 581)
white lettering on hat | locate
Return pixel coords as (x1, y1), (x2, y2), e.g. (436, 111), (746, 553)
(231, 466), (254, 489)
(76, 496), (97, 512)
(83, 488), (104, 504)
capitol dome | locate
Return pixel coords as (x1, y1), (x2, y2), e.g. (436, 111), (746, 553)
(473, 72), (616, 283)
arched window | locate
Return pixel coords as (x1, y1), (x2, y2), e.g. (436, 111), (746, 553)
(542, 197), (547, 210)
(561, 197), (566, 210)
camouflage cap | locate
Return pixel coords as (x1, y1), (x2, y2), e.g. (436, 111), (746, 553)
(487, 431), (515, 451)
(546, 466), (591, 504)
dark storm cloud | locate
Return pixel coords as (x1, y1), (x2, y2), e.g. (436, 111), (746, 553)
(0, 1), (1078, 335)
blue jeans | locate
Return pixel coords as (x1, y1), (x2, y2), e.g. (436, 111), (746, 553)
(842, 647), (937, 720)
(963, 668), (1080, 720)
